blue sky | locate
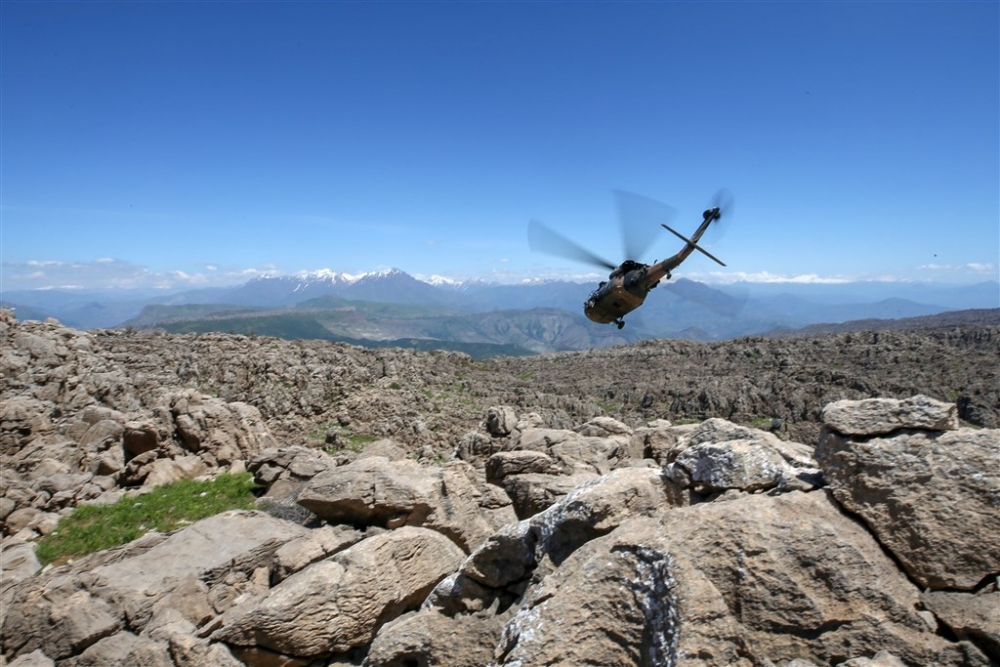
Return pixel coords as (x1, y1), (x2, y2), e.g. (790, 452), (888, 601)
(2, 1), (997, 291)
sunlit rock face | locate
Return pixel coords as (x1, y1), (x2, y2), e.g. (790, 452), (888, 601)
(2, 309), (998, 666)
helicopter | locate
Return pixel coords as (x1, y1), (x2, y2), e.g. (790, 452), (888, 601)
(528, 190), (733, 329)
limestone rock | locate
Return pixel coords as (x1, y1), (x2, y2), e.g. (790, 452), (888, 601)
(212, 527), (464, 658)
(122, 420), (168, 458)
(494, 491), (979, 667)
(673, 439), (796, 492)
(921, 591), (1000, 659)
(662, 418), (822, 494)
(1, 587), (123, 661)
(517, 425), (625, 475)
(169, 391), (277, 466)
(0, 509), (310, 664)
(297, 456), (506, 552)
(5, 649), (56, 667)
(364, 609), (503, 667)
(484, 450), (559, 484)
(272, 524), (367, 582)
(431, 467), (682, 617)
(822, 394), (959, 436)
(58, 631), (173, 667)
(0, 396), (54, 455)
(91, 511), (307, 630)
(0, 539), (41, 586)
(817, 425), (1000, 589)
(836, 651), (908, 667)
(484, 406), (518, 437)
(574, 415), (632, 437)
(248, 446), (336, 487)
(629, 421), (682, 463)
(495, 471), (598, 520)
(164, 632), (244, 667)
(141, 454), (211, 488)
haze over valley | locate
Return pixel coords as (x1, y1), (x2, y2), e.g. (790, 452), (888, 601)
(2, 268), (997, 355)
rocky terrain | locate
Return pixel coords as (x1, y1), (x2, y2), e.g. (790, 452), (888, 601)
(1, 308), (998, 666)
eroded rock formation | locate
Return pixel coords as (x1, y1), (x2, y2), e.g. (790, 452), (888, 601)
(2, 310), (997, 666)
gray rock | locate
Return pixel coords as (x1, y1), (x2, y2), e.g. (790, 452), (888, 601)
(59, 631), (172, 667)
(170, 391), (276, 466)
(1, 588), (123, 661)
(485, 450), (559, 484)
(212, 526), (464, 658)
(432, 467), (681, 617)
(822, 394), (959, 436)
(5, 649), (55, 667)
(272, 524), (366, 582)
(165, 632), (244, 667)
(0, 539), (41, 586)
(495, 491), (981, 667)
(365, 609), (503, 667)
(921, 591), (1000, 659)
(673, 440), (793, 492)
(297, 457), (503, 553)
(87, 510), (309, 632)
(485, 406), (518, 437)
(835, 650), (909, 666)
(817, 425), (1000, 590)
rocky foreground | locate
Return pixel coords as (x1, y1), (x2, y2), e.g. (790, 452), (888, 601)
(1, 310), (998, 666)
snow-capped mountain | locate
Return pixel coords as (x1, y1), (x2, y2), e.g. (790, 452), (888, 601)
(3, 266), (996, 338)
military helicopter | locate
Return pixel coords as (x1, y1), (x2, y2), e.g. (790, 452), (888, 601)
(528, 190), (733, 329)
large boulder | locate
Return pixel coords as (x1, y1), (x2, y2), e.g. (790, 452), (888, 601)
(58, 632), (173, 667)
(365, 609), (503, 667)
(296, 457), (514, 552)
(1, 511), (309, 662)
(664, 418), (822, 494)
(822, 394), (959, 436)
(517, 421), (629, 475)
(426, 467), (683, 618)
(494, 491), (986, 667)
(169, 392), (277, 467)
(921, 591), (1000, 660)
(495, 471), (598, 520)
(211, 527), (464, 659)
(817, 419), (1000, 589)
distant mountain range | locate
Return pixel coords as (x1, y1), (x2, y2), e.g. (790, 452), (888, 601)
(2, 268), (997, 354)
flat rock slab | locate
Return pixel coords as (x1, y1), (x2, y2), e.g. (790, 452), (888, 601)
(822, 394), (959, 436)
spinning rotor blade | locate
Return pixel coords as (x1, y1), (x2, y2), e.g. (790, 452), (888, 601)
(710, 188), (735, 219)
(705, 188), (735, 243)
(615, 190), (678, 262)
(528, 219), (617, 271)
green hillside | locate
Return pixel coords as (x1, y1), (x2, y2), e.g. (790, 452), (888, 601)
(150, 307), (534, 358)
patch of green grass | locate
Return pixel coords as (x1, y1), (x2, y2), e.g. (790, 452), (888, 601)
(35, 473), (258, 566)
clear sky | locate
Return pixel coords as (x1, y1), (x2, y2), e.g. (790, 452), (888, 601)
(2, 1), (998, 292)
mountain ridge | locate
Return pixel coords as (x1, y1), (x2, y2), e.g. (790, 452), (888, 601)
(3, 269), (996, 349)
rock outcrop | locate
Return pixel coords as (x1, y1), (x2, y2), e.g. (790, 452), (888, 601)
(817, 395), (1000, 591)
(2, 311), (997, 666)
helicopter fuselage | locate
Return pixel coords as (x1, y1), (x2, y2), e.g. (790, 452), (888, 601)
(583, 207), (723, 328)
(583, 261), (667, 325)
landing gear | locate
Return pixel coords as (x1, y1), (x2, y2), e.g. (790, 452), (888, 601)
(614, 319), (625, 329)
